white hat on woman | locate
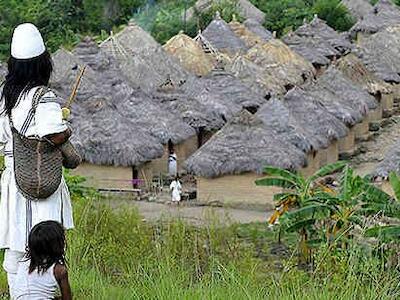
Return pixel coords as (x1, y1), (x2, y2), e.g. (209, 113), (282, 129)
(11, 23), (46, 59)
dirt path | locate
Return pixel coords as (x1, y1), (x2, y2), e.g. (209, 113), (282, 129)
(106, 198), (270, 225)
(352, 116), (400, 176)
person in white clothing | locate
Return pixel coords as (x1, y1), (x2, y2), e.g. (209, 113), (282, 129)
(0, 23), (74, 298)
(14, 221), (72, 300)
(170, 176), (182, 204)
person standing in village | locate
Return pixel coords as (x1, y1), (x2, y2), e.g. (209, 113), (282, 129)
(0, 23), (74, 299)
(168, 149), (178, 177)
(170, 176), (182, 204)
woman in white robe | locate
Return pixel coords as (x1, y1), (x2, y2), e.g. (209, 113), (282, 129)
(170, 177), (182, 203)
(0, 23), (74, 299)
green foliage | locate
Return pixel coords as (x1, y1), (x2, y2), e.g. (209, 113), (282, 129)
(312, 0), (356, 32)
(250, 0), (355, 37)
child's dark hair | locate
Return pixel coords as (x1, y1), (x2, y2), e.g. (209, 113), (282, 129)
(26, 221), (66, 274)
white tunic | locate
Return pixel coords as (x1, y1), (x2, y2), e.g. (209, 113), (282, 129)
(0, 87), (74, 252)
(170, 180), (181, 202)
(14, 260), (58, 300)
(168, 153), (177, 177)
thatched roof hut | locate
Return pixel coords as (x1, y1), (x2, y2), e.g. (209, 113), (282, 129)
(350, 0), (400, 39)
(243, 19), (273, 42)
(294, 16), (353, 55)
(163, 31), (214, 76)
(283, 33), (337, 67)
(227, 55), (286, 96)
(341, 0), (373, 20)
(51, 49), (165, 167)
(282, 87), (349, 150)
(244, 40), (315, 92)
(182, 69), (267, 120)
(52, 47), (196, 161)
(185, 110), (307, 178)
(0, 63), (7, 80)
(202, 12), (248, 57)
(374, 138), (400, 178)
(355, 26), (400, 83)
(100, 21), (192, 92)
(336, 53), (392, 96)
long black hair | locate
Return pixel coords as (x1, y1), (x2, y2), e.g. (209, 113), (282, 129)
(26, 220), (66, 274)
(1, 50), (53, 116)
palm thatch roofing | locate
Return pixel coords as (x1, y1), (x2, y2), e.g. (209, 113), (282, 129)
(350, 0), (400, 38)
(336, 53), (392, 95)
(100, 21), (192, 92)
(53, 46), (196, 165)
(294, 16), (353, 55)
(341, 0), (373, 20)
(243, 19), (273, 42)
(244, 40), (315, 91)
(227, 55), (286, 97)
(185, 110), (307, 178)
(229, 17), (267, 48)
(0, 63), (6, 80)
(202, 12), (248, 57)
(355, 25), (400, 83)
(51, 49), (165, 167)
(182, 69), (267, 120)
(150, 88), (225, 131)
(282, 87), (349, 150)
(282, 33), (338, 67)
(256, 99), (314, 153)
(163, 31), (214, 76)
(374, 138), (400, 178)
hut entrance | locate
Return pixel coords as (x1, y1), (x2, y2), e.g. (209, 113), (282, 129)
(132, 166), (139, 189)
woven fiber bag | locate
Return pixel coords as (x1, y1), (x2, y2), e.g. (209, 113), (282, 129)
(10, 87), (63, 201)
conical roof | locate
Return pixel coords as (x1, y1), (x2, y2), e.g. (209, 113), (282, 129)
(374, 138), (400, 178)
(229, 18), (267, 48)
(202, 12), (248, 57)
(350, 0), (400, 37)
(100, 22), (193, 92)
(243, 19), (273, 41)
(341, 0), (373, 20)
(163, 31), (214, 76)
(185, 110), (307, 178)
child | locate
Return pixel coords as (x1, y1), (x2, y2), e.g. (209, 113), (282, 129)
(170, 176), (182, 204)
(14, 221), (72, 300)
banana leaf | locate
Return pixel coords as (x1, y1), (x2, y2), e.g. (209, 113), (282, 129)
(255, 177), (297, 189)
(309, 161), (347, 182)
(263, 166), (302, 186)
(365, 225), (400, 242)
(389, 172), (400, 202)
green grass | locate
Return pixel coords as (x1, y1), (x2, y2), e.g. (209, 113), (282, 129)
(1, 192), (400, 299)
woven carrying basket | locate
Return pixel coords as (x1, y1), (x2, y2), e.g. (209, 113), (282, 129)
(10, 87), (63, 201)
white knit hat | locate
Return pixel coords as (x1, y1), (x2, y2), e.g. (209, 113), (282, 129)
(11, 23), (46, 59)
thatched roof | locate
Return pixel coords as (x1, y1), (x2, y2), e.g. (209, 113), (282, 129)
(243, 19), (273, 42)
(283, 33), (337, 67)
(282, 87), (349, 150)
(163, 31), (214, 76)
(374, 138), (400, 178)
(202, 12), (248, 57)
(150, 88), (225, 131)
(350, 0), (400, 38)
(227, 55), (286, 96)
(52, 47), (197, 166)
(237, 0), (266, 23)
(336, 53), (392, 95)
(294, 16), (353, 55)
(244, 40), (315, 91)
(51, 49), (165, 167)
(182, 69), (267, 120)
(185, 110), (307, 178)
(341, 0), (373, 20)
(355, 25), (400, 83)
(229, 17), (267, 48)
(100, 21), (192, 92)
(256, 99), (314, 153)
(0, 63), (7, 80)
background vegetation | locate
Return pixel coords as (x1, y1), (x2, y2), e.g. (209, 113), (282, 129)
(3, 0), (400, 60)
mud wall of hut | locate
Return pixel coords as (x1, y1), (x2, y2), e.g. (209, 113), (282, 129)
(196, 173), (282, 209)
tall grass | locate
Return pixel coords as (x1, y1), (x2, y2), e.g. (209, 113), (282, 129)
(1, 191), (400, 299)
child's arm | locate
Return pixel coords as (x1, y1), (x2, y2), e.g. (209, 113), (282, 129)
(54, 264), (72, 300)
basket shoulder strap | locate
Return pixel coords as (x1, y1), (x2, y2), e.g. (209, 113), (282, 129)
(19, 87), (46, 135)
